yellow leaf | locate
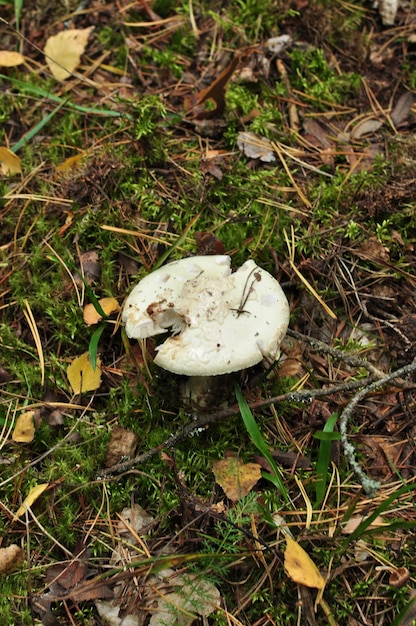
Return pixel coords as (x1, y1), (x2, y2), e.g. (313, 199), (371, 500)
(67, 352), (102, 394)
(15, 483), (49, 519)
(44, 27), (94, 81)
(55, 153), (85, 173)
(0, 50), (25, 67)
(83, 297), (120, 325)
(284, 537), (325, 589)
(0, 147), (22, 175)
(12, 411), (35, 443)
(212, 456), (261, 502)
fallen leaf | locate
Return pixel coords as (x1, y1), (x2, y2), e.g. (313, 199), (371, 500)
(44, 27), (94, 81)
(67, 352), (102, 394)
(15, 483), (49, 519)
(212, 456), (261, 502)
(0, 50), (25, 67)
(12, 411), (35, 443)
(83, 297), (120, 325)
(391, 92), (415, 127)
(73, 249), (101, 286)
(105, 425), (138, 467)
(194, 232), (226, 256)
(55, 153), (85, 173)
(0, 544), (24, 574)
(351, 118), (383, 140)
(341, 515), (386, 535)
(237, 131), (276, 162)
(149, 572), (220, 626)
(284, 537), (325, 589)
(279, 342), (304, 378)
(0, 147), (22, 175)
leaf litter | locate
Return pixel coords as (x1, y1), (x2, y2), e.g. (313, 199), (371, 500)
(1, 1), (416, 624)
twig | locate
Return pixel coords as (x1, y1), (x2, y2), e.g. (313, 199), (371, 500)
(286, 328), (387, 380)
(339, 359), (416, 496)
(98, 376), (375, 478)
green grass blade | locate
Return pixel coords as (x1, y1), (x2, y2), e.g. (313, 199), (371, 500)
(341, 482), (416, 549)
(0, 74), (127, 117)
(314, 412), (338, 506)
(89, 323), (106, 371)
(236, 386), (289, 503)
(11, 100), (66, 153)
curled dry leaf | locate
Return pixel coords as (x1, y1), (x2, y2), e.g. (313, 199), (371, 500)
(0, 544), (24, 575)
(67, 352), (102, 394)
(83, 297), (120, 325)
(0, 147), (22, 175)
(0, 50), (25, 67)
(284, 537), (325, 589)
(44, 27), (94, 81)
(12, 410), (35, 443)
(212, 456), (261, 502)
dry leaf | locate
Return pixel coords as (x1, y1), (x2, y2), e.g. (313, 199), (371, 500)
(149, 572), (220, 626)
(44, 27), (94, 81)
(55, 153), (85, 173)
(284, 537), (325, 589)
(105, 425), (138, 467)
(212, 456), (261, 502)
(67, 352), (102, 394)
(0, 544), (24, 574)
(12, 411), (35, 443)
(0, 147), (22, 175)
(15, 483), (49, 519)
(237, 131), (276, 162)
(0, 50), (25, 67)
(83, 297), (120, 325)
(341, 515), (386, 534)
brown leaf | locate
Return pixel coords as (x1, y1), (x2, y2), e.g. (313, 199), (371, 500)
(279, 342), (304, 378)
(105, 425), (139, 467)
(212, 456), (261, 502)
(391, 92), (415, 128)
(195, 232), (226, 255)
(0, 544), (24, 574)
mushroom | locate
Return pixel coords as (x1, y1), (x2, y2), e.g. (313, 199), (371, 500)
(122, 255), (290, 407)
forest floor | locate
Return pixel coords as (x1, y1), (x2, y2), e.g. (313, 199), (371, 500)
(1, 1), (416, 624)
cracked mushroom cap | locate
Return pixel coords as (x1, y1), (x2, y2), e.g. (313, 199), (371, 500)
(122, 255), (289, 376)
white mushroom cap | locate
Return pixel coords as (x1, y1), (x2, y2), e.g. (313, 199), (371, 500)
(122, 255), (289, 376)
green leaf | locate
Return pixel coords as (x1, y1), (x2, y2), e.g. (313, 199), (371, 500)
(236, 386), (289, 503)
(315, 412), (338, 506)
(89, 323), (106, 371)
(313, 431), (341, 441)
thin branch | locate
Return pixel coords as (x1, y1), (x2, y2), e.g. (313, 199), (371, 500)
(339, 359), (416, 496)
(286, 328), (387, 380)
(98, 376), (375, 478)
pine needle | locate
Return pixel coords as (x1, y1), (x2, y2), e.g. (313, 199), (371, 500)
(284, 226), (337, 319)
(23, 299), (45, 386)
